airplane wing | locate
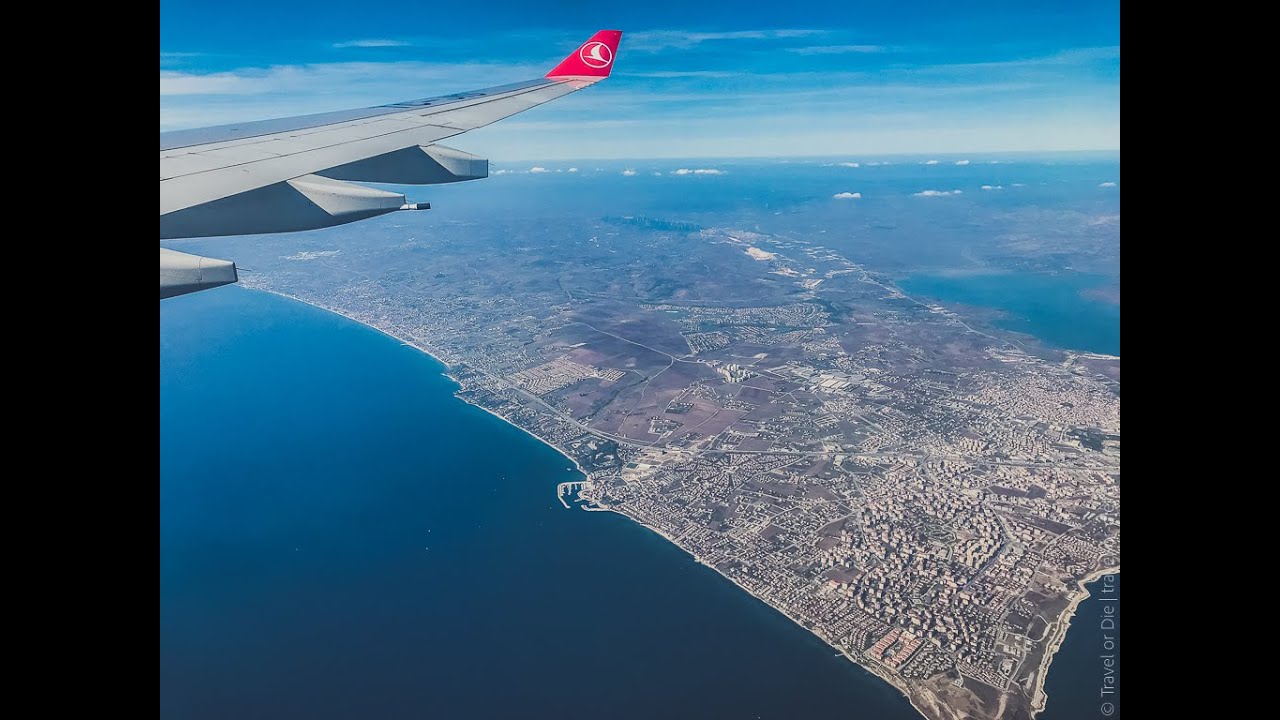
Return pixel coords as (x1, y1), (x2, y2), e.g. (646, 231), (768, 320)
(159, 29), (622, 299)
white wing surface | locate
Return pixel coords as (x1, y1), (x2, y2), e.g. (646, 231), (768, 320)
(159, 30), (622, 298)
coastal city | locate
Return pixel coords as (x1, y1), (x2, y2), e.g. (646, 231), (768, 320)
(159, 0), (1124, 715)
(223, 204), (1121, 720)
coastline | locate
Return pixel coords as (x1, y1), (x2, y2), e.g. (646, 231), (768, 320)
(1029, 565), (1121, 716)
(583, 503), (928, 717)
(257, 288), (920, 706)
(252, 287), (1115, 720)
(255, 289), (597, 487)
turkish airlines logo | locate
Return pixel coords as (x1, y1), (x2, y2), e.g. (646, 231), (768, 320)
(579, 41), (613, 69)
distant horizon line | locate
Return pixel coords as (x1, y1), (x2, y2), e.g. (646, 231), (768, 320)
(480, 148), (1121, 163)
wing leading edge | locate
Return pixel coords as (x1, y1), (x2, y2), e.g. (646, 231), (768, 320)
(159, 29), (622, 299)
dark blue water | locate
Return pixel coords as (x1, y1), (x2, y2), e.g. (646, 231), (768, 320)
(160, 288), (921, 720)
(900, 272), (1120, 355)
(1041, 574), (1121, 720)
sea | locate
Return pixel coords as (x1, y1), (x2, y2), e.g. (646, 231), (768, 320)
(899, 272), (1120, 356)
(161, 288), (921, 719)
(1040, 574), (1121, 720)
(161, 155), (1121, 718)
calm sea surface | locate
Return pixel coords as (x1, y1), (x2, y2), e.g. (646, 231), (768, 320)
(1040, 574), (1122, 720)
(160, 288), (923, 719)
(900, 272), (1120, 356)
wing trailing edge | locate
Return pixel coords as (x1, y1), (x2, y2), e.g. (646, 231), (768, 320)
(159, 29), (624, 299)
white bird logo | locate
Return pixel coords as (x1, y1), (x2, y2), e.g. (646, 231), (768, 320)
(579, 41), (613, 69)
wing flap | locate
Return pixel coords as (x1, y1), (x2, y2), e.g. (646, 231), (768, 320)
(160, 122), (463, 215)
(160, 78), (588, 215)
(159, 29), (621, 254)
(320, 145), (487, 185)
(161, 174), (413, 239)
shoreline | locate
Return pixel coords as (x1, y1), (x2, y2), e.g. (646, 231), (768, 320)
(258, 288), (921, 706)
(582, 503), (929, 716)
(256, 289), (598, 486)
(1029, 565), (1121, 716)
(252, 287), (1116, 720)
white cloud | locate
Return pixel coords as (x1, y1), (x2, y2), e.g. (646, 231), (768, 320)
(159, 51), (202, 67)
(621, 169), (638, 176)
(914, 189), (963, 197)
(924, 159), (940, 165)
(627, 29), (823, 51)
(1098, 181), (1118, 187)
(159, 60), (546, 101)
(833, 192), (862, 199)
(1011, 183), (1026, 187)
(837, 162), (860, 168)
(672, 168), (725, 175)
(652, 171), (663, 176)
(492, 169), (512, 175)
(622, 70), (739, 79)
(955, 159), (971, 166)
(333, 39), (411, 49)
(567, 167), (578, 173)
(789, 44), (886, 55)
(865, 161), (891, 166)
(160, 70), (255, 96)
(529, 166), (549, 173)
(980, 185), (1004, 190)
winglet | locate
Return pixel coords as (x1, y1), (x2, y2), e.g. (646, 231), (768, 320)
(546, 30), (623, 79)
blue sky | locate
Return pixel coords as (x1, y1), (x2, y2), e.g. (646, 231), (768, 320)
(160, 1), (1120, 160)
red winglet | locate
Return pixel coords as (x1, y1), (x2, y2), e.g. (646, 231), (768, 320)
(546, 30), (623, 79)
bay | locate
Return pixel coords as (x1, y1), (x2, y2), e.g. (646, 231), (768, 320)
(900, 272), (1120, 356)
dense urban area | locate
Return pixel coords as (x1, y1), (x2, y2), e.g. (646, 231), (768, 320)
(220, 194), (1120, 720)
